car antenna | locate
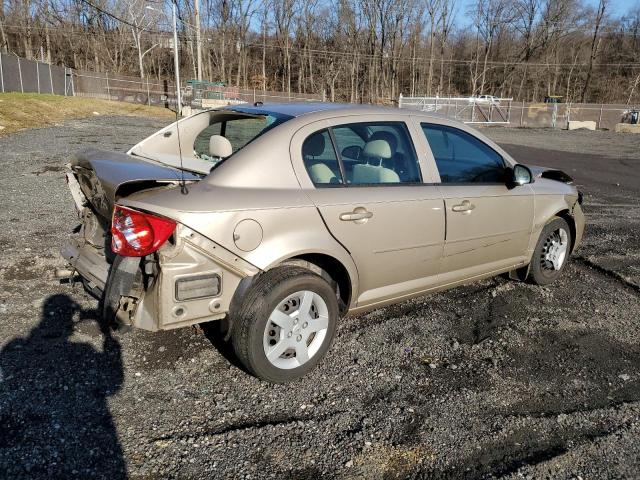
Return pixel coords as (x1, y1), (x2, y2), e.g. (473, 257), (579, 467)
(174, 107), (189, 195)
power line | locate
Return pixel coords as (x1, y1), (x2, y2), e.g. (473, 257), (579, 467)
(76, 0), (199, 34)
(76, 0), (161, 33)
(4, 22), (640, 69)
(241, 42), (640, 68)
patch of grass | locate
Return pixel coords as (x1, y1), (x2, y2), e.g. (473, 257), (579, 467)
(0, 93), (175, 135)
(349, 444), (437, 479)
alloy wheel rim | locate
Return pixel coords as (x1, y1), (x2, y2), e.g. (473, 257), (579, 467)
(541, 227), (569, 271)
(263, 290), (329, 370)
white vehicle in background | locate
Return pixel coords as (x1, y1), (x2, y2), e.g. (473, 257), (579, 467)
(469, 95), (500, 105)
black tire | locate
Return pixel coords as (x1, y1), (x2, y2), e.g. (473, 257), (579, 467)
(231, 266), (339, 383)
(528, 217), (572, 286)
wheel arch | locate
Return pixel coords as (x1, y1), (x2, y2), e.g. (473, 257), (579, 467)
(517, 205), (578, 282)
(225, 251), (354, 342)
(553, 208), (577, 253)
(278, 253), (354, 315)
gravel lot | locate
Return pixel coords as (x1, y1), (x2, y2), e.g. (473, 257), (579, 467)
(1, 117), (639, 479)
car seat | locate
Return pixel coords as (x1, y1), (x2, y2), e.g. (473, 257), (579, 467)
(368, 130), (414, 181)
(352, 139), (400, 184)
(209, 135), (233, 159)
(303, 132), (338, 184)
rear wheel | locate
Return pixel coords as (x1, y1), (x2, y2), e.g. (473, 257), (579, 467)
(231, 266), (338, 383)
(528, 217), (572, 285)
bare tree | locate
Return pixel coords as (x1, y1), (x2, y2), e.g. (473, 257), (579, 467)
(272, 0), (297, 94)
(122, 0), (157, 78)
(424, 0), (441, 96)
(581, 0), (607, 102)
(1, 0), (639, 104)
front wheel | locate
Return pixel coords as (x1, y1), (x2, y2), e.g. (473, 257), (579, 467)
(231, 266), (339, 383)
(528, 217), (572, 286)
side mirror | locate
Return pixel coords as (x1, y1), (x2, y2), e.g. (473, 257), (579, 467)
(509, 164), (533, 188)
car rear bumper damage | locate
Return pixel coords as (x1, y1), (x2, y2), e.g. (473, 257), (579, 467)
(60, 164), (261, 331)
(61, 237), (110, 294)
(128, 224), (260, 331)
(61, 219), (260, 332)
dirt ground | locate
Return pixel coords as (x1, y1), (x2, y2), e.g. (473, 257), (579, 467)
(0, 117), (638, 479)
(0, 93), (174, 136)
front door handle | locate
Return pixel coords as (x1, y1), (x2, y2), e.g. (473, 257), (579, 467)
(452, 200), (475, 213)
(340, 207), (373, 224)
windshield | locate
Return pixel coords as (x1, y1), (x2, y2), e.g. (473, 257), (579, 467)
(194, 112), (290, 165)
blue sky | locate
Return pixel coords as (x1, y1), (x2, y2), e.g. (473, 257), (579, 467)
(456, 0), (637, 27)
(582, 0), (638, 16)
(458, 0), (636, 14)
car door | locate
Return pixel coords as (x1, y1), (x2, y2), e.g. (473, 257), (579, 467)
(290, 116), (445, 308)
(416, 121), (534, 282)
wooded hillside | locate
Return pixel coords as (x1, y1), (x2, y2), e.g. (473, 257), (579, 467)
(1, 0), (639, 104)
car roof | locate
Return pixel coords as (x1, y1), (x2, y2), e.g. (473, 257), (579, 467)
(225, 102), (407, 118)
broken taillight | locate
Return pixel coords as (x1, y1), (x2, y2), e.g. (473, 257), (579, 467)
(111, 205), (176, 257)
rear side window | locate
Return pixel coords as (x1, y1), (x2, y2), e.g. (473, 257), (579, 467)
(194, 113), (290, 164)
(302, 130), (343, 185)
(421, 124), (505, 183)
(223, 117), (272, 152)
(302, 121), (421, 187)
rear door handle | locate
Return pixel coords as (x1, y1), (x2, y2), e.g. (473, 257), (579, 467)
(452, 200), (475, 213)
(340, 208), (373, 223)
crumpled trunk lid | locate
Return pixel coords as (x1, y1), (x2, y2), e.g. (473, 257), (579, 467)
(70, 148), (201, 219)
(61, 149), (202, 297)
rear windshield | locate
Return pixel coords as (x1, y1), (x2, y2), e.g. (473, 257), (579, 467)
(194, 112), (291, 164)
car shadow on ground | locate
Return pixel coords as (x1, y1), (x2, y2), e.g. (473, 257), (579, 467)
(0, 294), (127, 479)
(200, 319), (249, 374)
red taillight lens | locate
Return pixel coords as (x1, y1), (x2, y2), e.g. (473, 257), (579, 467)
(111, 205), (176, 257)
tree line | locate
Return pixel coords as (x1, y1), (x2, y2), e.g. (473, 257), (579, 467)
(1, 0), (639, 104)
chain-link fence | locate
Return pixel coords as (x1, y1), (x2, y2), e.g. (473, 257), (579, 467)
(1, 54), (323, 108)
(399, 96), (514, 124)
(73, 70), (179, 108)
(5, 54), (635, 128)
(399, 94), (639, 131)
(509, 101), (638, 130)
(72, 70), (324, 108)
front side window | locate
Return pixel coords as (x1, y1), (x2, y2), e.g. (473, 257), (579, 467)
(421, 124), (505, 183)
(302, 121), (421, 187)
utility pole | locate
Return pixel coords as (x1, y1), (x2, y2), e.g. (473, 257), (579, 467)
(195, 0), (202, 81)
(172, 0), (182, 114)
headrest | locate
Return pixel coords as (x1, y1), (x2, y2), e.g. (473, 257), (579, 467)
(303, 133), (325, 157)
(369, 131), (397, 154)
(363, 139), (392, 159)
(309, 163), (337, 184)
(209, 135), (233, 158)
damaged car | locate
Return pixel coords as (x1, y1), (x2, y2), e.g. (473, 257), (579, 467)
(59, 103), (585, 382)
